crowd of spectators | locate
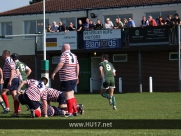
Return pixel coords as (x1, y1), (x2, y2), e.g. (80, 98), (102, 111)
(46, 13), (181, 33)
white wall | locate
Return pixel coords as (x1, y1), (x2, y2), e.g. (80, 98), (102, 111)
(0, 4), (180, 55)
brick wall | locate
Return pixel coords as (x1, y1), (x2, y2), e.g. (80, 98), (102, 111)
(0, 50), (178, 93)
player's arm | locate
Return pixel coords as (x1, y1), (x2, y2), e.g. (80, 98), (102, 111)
(99, 66), (103, 79)
(113, 69), (116, 76)
(76, 63), (79, 84)
(51, 62), (64, 80)
(0, 68), (3, 84)
(8, 69), (15, 87)
(17, 80), (27, 94)
(42, 99), (48, 117)
(26, 66), (32, 77)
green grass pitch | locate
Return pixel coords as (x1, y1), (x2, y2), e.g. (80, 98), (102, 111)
(0, 92), (181, 136)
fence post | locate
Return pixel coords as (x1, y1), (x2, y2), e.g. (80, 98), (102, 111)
(119, 77), (122, 93)
(90, 78), (93, 93)
(149, 76), (153, 93)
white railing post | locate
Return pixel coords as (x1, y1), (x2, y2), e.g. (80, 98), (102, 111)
(90, 78), (92, 93)
(140, 84), (142, 93)
(149, 76), (153, 93)
(119, 77), (122, 93)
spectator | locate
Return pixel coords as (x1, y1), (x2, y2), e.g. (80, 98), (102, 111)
(68, 22), (76, 31)
(57, 21), (66, 32)
(105, 18), (114, 29)
(84, 18), (90, 30)
(158, 16), (165, 26)
(123, 18), (128, 28)
(95, 19), (103, 30)
(118, 18), (124, 27)
(127, 18), (136, 27)
(77, 20), (84, 31)
(155, 17), (159, 25)
(148, 16), (157, 26)
(114, 18), (123, 29)
(165, 15), (174, 25)
(46, 24), (51, 32)
(173, 13), (181, 25)
(50, 21), (59, 32)
(140, 16), (149, 27)
(89, 20), (95, 30)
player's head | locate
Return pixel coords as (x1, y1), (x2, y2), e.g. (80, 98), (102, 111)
(2, 50), (10, 59)
(11, 53), (19, 61)
(102, 54), (109, 61)
(40, 77), (48, 85)
(62, 44), (70, 53)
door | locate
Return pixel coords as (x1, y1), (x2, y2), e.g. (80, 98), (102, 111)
(91, 57), (102, 92)
(79, 58), (91, 91)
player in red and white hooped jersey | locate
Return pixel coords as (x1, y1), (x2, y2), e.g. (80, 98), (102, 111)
(41, 87), (67, 117)
(1, 50), (20, 117)
(51, 44), (79, 117)
(58, 50), (78, 81)
(15, 77), (48, 118)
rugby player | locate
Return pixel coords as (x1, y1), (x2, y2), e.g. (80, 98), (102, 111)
(99, 54), (117, 110)
(51, 44), (79, 116)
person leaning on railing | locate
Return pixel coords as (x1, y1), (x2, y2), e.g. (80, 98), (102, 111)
(95, 19), (103, 30)
(165, 15), (174, 44)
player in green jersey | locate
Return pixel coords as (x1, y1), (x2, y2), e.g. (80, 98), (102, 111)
(11, 53), (32, 92)
(99, 54), (117, 110)
(11, 53), (32, 111)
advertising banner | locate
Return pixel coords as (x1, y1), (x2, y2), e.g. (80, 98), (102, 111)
(129, 26), (169, 46)
(83, 29), (121, 49)
(37, 31), (77, 51)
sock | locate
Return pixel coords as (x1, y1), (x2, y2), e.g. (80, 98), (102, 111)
(35, 109), (41, 117)
(14, 100), (19, 114)
(101, 92), (111, 99)
(2, 94), (9, 109)
(72, 98), (78, 113)
(0, 101), (7, 110)
(112, 96), (116, 107)
(18, 106), (21, 111)
(66, 99), (73, 114)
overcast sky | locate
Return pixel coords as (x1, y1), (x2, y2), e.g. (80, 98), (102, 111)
(0, 0), (30, 12)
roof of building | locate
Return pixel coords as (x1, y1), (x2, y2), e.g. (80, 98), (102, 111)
(0, 0), (180, 16)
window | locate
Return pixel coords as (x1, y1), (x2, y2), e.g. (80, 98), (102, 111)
(169, 52), (178, 60)
(1, 22), (12, 39)
(52, 56), (60, 64)
(24, 19), (49, 38)
(60, 18), (76, 29)
(113, 54), (127, 62)
(104, 14), (132, 23)
(146, 11), (176, 20)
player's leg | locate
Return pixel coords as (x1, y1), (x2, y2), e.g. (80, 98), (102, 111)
(109, 77), (117, 110)
(77, 104), (84, 115)
(28, 101), (41, 118)
(100, 79), (110, 99)
(10, 78), (20, 117)
(0, 96), (8, 114)
(1, 79), (10, 111)
(61, 80), (78, 116)
(0, 84), (8, 114)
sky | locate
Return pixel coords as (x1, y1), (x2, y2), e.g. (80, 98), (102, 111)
(0, 0), (30, 12)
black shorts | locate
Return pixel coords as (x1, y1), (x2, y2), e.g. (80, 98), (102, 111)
(52, 106), (62, 116)
(60, 80), (76, 92)
(18, 93), (40, 109)
(3, 78), (19, 91)
(57, 93), (66, 105)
